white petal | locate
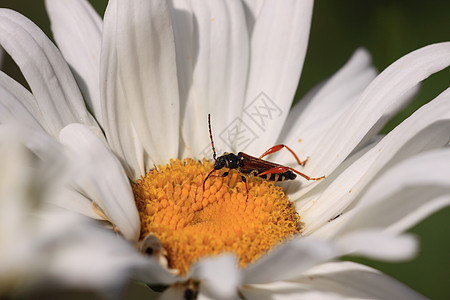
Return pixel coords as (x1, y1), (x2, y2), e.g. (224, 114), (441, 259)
(45, 0), (103, 125)
(299, 88), (450, 234)
(294, 261), (426, 300)
(41, 212), (176, 297)
(0, 124), (63, 164)
(59, 123), (140, 241)
(189, 254), (241, 300)
(306, 42), (450, 179)
(0, 130), (172, 297)
(335, 148), (450, 237)
(353, 84), (420, 154)
(100, 0), (154, 179)
(242, 281), (343, 300)
(161, 283), (214, 300)
(0, 45), (4, 67)
(0, 71), (46, 131)
(170, 0), (249, 158)
(289, 136), (381, 228)
(242, 0), (313, 155)
(0, 140), (37, 232)
(159, 285), (185, 300)
(275, 48), (378, 180)
(197, 291), (216, 300)
(112, 0), (180, 164)
(310, 212), (349, 240)
(301, 134), (378, 240)
(279, 48), (376, 152)
(335, 230), (418, 261)
(0, 143), (59, 294)
(242, 237), (336, 284)
(291, 134), (383, 206)
(0, 9), (98, 137)
(0, 139), (124, 296)
(51, 188), (104, 220)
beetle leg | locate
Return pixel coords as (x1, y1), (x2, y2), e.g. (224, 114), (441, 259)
(202, 169), (216, 191)
(203, 171), (231, 191)
(259, 144), (308, 166)
(241, 175), (249, 201)
(211, 171), (229, 179)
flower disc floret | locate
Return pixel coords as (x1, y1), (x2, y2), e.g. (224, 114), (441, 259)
(133, 159), (300, 275)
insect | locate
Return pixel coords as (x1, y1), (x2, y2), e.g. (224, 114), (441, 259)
(328, 213), (342, 222)
(203, 114), (324, 192)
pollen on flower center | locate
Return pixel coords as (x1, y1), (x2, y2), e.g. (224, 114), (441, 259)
(133, 159), (300, 276)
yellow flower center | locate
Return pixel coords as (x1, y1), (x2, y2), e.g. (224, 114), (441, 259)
(133, 159), (300, 276)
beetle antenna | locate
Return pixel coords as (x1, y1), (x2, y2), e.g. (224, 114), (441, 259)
(208, 114), (217, 160)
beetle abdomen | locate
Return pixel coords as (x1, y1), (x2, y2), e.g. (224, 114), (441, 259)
(259, 170), (297, 182)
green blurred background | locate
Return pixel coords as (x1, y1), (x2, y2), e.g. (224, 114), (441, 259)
(1, 0), (449, 299)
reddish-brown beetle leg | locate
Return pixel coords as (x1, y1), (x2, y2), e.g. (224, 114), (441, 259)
(259, 144), (308, 166)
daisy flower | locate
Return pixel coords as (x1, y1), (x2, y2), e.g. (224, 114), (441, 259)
(0, 0), (449, 298)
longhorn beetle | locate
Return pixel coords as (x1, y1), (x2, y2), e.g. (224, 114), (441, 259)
(203, 114), (324, 193)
